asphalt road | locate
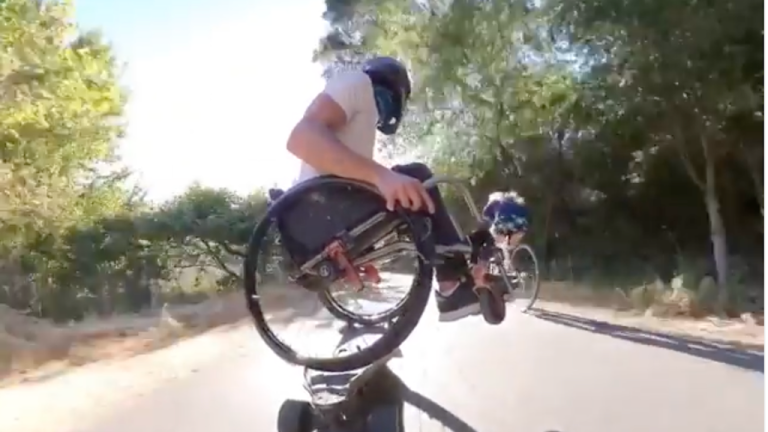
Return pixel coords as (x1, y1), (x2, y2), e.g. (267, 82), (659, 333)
(74, 298), (764, 432)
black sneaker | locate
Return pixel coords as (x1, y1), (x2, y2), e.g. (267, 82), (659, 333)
(435, 280), (482, 322)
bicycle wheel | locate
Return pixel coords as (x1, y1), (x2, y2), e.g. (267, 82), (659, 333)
(243, 176), (435, 372)
(508, 243), (540, 311)
(486, 246), (514, 300)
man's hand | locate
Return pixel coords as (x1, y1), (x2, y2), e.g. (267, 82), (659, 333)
(374, 169), (435, 214)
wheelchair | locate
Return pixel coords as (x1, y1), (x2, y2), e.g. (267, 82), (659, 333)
(244, 175), (515, 373)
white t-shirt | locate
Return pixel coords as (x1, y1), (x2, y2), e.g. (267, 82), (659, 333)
(296, 70), (379, 183)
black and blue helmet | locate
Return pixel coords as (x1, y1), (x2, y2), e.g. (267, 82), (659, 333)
(362, 56), (411, 135)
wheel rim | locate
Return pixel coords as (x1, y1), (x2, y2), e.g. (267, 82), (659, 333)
(321, 238), (421, 324)
(244, 177), (432, 368)
(488, 248), (516, 299)
(509, 244), (540, 311)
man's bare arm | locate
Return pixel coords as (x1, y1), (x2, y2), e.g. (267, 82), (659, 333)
(286, 93), (387, 185)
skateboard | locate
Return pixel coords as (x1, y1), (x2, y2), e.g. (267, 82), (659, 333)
(277, 329), (404, 432)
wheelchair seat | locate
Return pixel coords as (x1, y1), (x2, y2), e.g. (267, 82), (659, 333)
(264, 178), (398, 271)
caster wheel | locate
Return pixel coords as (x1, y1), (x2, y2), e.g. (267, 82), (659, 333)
(476, 287), (506, 325)
(277, 399), (314, 432)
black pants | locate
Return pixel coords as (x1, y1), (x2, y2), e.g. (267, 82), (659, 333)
(391, 162), (472, 282)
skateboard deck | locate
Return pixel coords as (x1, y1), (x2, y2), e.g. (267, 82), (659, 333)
(303, 329), (399, 406)
(279, 328), (404, 432)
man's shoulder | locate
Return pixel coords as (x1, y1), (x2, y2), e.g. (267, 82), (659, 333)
(325, 69), (372, 92)
(323, 69), (375, 121)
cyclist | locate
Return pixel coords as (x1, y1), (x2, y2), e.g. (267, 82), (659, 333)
(286, 56), (502, 323)
(483, 191), (530, 249)
(482, 191), (530, 296)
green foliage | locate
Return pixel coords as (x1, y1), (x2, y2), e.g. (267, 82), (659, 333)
(0, 0), (270, 321)
(1, 0), (762, 321)
(316, 0), (763, 308)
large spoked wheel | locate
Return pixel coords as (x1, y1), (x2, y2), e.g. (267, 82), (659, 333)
(507, 243), (541, 312)
(317, 229), (419, 327)
(243, 176), (435, 372)
(318, 290), (405, 326)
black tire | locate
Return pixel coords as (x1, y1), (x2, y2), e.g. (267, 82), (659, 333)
(476, 286), (506, 325)
(243, 176), (435, 372)
(509, 243), (541, 312)
(277, 399), (314, 432)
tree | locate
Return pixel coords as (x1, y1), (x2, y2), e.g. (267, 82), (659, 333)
(314, 0), (764, 310)
(2, 0), (761, 321)
(0, 0), (130, 317)
(554, 0), (764, 296)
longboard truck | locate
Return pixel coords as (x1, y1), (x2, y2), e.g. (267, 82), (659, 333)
(277, 330), (403, 432)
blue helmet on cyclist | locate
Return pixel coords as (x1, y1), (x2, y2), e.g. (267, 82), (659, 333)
(362, 56), (411, 136)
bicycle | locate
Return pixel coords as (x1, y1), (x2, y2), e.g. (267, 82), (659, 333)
(243, 175), (515, 373)
(490, 241), (541, 311)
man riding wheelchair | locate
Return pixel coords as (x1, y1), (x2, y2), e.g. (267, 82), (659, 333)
(275, 56), (530, 323)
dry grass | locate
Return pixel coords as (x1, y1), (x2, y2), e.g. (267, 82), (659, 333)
(2, 273), (762, 384)
(535, 278), (764, 350)
(0, 292), (251, 386)
(537, 277), (764, 325)
(0, 281), (334, 386)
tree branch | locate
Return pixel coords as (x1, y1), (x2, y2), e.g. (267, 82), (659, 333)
(217, 241), (246, 258)
(199, 239), (241, 280)
(671, 125), (705, 191)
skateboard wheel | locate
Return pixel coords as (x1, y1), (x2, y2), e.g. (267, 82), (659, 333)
(477, 287), (506, 325)
(277, 399), (313, 432)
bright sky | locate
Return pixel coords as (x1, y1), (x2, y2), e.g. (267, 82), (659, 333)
(74, 0), (328, 201)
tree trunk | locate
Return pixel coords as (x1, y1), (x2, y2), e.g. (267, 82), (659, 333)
(680, 133), (729, 296)
(702, 139), (728, 294)
(541, 195), (555, 275)
(705, 194), (728, 288)
(742, 146), (764, 217)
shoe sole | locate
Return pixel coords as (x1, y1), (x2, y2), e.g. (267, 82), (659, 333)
(438, 302), (482, 322)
